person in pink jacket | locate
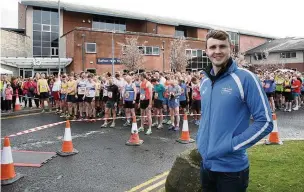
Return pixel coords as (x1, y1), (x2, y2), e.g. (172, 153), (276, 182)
(5, 83), (13, 112)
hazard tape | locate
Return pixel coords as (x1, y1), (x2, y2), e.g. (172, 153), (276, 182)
(2, 113), (201, 139)
(3, 121), (66, 139)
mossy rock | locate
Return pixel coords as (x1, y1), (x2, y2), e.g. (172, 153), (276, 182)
(165, 148), (202, 192)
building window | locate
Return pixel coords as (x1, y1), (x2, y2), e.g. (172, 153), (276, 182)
(152, 47), (160, 55)
(228, 32), (240, 53)
(86, 43), (96, 53)
(175, 26), (187, 37)
(254, 52), (268, 60)
(123, 45), (159, 55)
(86, 69), (96, 74)
(280, 52), (296, 58)
(32, 7), (59, 58)
(92, 17), (126, 32)
(186, 49), (211, 70)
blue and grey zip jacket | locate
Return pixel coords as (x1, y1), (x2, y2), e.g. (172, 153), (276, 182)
(197, 58), (273, 172)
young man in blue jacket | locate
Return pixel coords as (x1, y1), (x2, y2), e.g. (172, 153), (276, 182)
(197, 30), (273, 192)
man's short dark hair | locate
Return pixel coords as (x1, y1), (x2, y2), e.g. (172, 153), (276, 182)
(141, 73), (147, 79)
(206, 30), (231, 47)
(151, 78), (158, 83)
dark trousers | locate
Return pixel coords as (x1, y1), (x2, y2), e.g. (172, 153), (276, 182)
(34, 94), (40, 108)
(24, 95), (33, 108)
(6, 100), (12, 111)
(200, 165), (249, 192)
(1, 97), (5, 111)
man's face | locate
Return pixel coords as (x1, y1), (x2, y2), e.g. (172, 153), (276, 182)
(206, 38), (231, 68)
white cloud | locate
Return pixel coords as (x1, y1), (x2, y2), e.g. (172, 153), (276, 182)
(1, 0), (304, 37)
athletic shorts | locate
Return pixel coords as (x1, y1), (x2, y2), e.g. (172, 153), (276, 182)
(292, 92), (300, 98)
(52, 91), (60, 101)
(283, 92), (293, 102)
(85, 97), (94, 103)
(102, 96), (108, 102)
(275, 91), (283, 95)
(192, 100), (201, 112)
(154, 99), (163, 109)
(39, 92), (49, 99)
(180, 100), (187, 108)
(95, 96), (100, 101)
(77, 94), (85, 102)
(168, 98), (180, 109)
(67, 95), (76, 103)
(124, 101), (135, 109)
(136, 94), (140, 104)
(266, 92), (274, 98)
(60, 94), (67, 101)
(106, 100), (116, 109)
(140, 99), (150, 109)
(302, 91), (304, 95)
(162, 98), (169, 105)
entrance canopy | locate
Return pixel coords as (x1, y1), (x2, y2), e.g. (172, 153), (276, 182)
(0, 57), (72, 69)
(0, 68), (13, 75)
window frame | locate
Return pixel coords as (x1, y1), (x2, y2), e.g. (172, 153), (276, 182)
(51, 47), (59, 56)
(85, 43), (97, 54)
(41, 24), (51, 32)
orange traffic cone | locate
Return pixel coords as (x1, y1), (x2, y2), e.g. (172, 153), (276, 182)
(126, 116), (144, 146)
(57, 120), (79, 156)
(176, 114), (195, 144)
(1, 137), (24, 185)
(14, 93), (21, 111)
(265, 113), (283, 145)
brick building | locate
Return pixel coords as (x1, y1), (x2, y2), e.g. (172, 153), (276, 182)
(2, 0), (276, 77)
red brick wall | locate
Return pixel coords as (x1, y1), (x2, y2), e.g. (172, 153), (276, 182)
(197, 29), (208, 40)
(126, 20), (146, 33)
(285, 63), (304, 72)
(157, 24), (175, 36)
(146, 22), (157, 34)
(239, 34), (268, 53)
(64, 29), (206, 74)
(18, 3), (26, 29)
(63, 11), (92, 34)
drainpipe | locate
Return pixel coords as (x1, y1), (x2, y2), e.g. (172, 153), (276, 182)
(82, 34), (86, 71)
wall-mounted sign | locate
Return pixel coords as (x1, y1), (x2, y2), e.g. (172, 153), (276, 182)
(97, 58), (122, 64)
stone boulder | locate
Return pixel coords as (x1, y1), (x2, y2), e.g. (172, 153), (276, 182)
(165, 148), (202, 192)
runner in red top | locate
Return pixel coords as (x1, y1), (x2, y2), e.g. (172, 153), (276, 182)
(138, 73), (153, 135)
(292, 75), (301, 110)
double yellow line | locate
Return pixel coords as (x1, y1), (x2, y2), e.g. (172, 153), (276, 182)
(126, 171), (168, 192)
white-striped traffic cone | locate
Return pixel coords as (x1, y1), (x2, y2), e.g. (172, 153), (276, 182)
(1, 137), (24, 185)
(176, 114), (195, 144)
(57, 120), (79, 156)
(126, 116), (144, 146)
(265, 113), (283, 145)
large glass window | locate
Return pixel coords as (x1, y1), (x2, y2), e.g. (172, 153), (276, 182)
(92, 17), (126, 32)
(186, 49), (211, 71)
(33, 7), (59, 57)
(175, 26), (187, 37)
(228, 32), (240, 53)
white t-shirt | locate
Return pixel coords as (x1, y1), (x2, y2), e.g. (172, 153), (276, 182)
(52, 80), (61, 92)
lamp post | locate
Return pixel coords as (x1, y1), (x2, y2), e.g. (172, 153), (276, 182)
(162, 41), (165, 72)
(58, 0), (61, 75)
(111, 30), (115, 75)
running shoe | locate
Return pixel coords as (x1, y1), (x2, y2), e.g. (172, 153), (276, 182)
(100, 123), (108, 128)
(174, 126), (180, 131)
(123, 121), (131, 127)
(166, 120), (172, 125)
(145, 129), (152, 135)
(157, 124), (163, 129)
(138, 127), (144, 132)
(168, 125), (175, 130)
(110, 122), (115, 128)
(152, 122), (158, 127)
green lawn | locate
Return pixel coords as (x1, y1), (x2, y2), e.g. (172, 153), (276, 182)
(160, 141), (304, 192)
(248, 141), (304, 192)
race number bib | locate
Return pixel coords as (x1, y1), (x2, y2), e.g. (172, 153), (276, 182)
(154, 93), (158, 99)
(124, 92), (130, 99)
(108, 91), (113, 98)
(103, 89), (108, 97)
(140, 94), (145, 100)
(181, 88), (185, 95)
(192, 92), (197, 98)
(78, 87), (86, 95)
(89, 89), (95, 97)
(41, 85), (47, 89)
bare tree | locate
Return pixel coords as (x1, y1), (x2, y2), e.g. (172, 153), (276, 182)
(231, 52), (248, 68)
(169, 38), (191, 72)
(118, 37), (145, 72)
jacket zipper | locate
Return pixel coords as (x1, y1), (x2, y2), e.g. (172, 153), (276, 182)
(205, 80), (215, 160)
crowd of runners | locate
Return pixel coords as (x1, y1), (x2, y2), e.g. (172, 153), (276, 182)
(0, 68), (303, 134)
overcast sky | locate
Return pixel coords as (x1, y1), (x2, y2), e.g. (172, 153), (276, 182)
(1, 0), (304, 38)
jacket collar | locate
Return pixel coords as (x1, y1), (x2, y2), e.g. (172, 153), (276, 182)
(204, 57), (237, 82)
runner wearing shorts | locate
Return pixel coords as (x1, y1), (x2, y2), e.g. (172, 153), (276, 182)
(179, 78), (188, 113)
(191, 77), (201, 125)
(283, 75), (292, 112)
(167, 80), (182, 131)
(66, 74), (77, 119)
(122, 76), (137, 126)
(60, 75), (68, 117)
(138, 73), (153, 135)
(52, 76), (61, 114)
(85, 74), (96, 120)
(101, 78), (119, 128)
(76, 72), (87, 119)
(151, 78), (165, 129)
(37, 73), (50, 112)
